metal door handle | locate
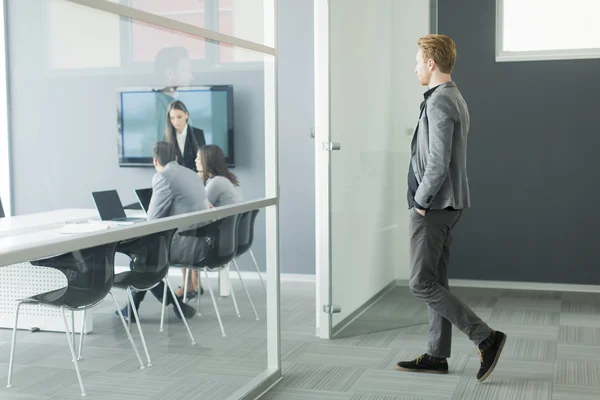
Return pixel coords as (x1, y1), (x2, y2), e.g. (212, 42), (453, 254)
(323, 142), (341, 151)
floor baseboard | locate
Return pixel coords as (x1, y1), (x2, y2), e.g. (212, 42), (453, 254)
(114, 266), (316, 283)
(115, 269), (600, 294)
(396, 278), (600, 293)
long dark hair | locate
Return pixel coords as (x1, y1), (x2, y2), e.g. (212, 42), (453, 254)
(198, 145), (239, 186)
(165, 100), (199, 155)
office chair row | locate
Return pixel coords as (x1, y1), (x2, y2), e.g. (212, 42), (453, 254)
(5, 209), (264, 397)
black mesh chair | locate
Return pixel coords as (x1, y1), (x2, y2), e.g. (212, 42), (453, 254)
(230, 210), (261, 320)
(76, 229), (196, 366)
(116, 229), (196, 352)
(171, 214), (240, 337)
(6, 243), (145, 397)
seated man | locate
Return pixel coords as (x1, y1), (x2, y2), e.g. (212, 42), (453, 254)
(119, 141), (210, 321)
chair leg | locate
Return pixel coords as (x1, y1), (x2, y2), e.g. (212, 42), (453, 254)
(159, 279), (168, 332)
(109, 292), (145, 370)
(196, 284), (201, 316)
(196, 269), (201, 316)
(127, 292), (131, 331)
(71, 311), (76, 361)
(232, 259), (260, 320)
(127, 288), (152, 367)
(77, 309), (86, 361)
(61, 307), (86, 397)
(249, 249), (266, 292)
(183, 268), (189, 302)
(229, 269), (241, 318)
(203, 267), (227, 337)
(164, 277), (196, 345)
(7, 302), (23, 388)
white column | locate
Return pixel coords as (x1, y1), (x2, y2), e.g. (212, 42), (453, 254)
(0, 0), (11, 216)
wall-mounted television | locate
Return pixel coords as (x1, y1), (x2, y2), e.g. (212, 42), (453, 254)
(117, 85), (234, 167)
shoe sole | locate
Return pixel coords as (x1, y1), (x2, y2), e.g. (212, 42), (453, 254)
(395, 365), (448, 374)
(477, 333), (507, 383)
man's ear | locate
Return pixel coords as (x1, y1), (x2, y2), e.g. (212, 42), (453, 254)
(428, 59), (436, 71)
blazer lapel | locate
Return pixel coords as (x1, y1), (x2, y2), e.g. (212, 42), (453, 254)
(175, 139), (184, 164)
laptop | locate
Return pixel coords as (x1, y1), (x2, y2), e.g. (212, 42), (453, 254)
(134, 188), (153, 215)
(91, 190), (146, 223)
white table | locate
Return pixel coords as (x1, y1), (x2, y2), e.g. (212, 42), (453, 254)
(0, 208), (95, 237)
(0, 208), (230, 332)
(0, 209), (101, 332)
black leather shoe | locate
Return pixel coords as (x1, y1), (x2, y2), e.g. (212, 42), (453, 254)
(477, 331), (507, 382)
(396, 354), (449, 374)
(186, 290), (198, 302)
(173, 300), (196, 320)
(176, 286), (199, 302)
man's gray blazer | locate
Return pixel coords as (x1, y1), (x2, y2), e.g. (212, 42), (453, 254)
(147, 161), (208, 265)
(410, 81), (471, 210)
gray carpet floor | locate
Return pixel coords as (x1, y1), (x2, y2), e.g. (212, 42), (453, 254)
(1, 280), (599, 399)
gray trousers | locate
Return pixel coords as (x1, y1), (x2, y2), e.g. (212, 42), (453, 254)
(409, 208), (492, 358)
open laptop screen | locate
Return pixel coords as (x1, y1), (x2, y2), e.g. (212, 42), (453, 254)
(92, 190), (127, 221)
(135, 188), (153, 214)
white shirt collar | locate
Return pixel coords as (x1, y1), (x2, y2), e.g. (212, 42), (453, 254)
(176, 124), (188, 154)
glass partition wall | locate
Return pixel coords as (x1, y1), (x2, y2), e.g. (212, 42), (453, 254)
(0, 0), (279, 399)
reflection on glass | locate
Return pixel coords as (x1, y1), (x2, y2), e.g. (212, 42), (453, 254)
(125, 0), (274, 47)
(3, 0), (275, 398)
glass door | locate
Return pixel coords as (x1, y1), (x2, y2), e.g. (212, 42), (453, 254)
(316, 0), (429, 339)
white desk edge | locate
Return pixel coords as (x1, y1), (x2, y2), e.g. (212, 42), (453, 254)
(0, 197), (276, 268)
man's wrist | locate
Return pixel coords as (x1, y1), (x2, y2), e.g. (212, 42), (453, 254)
(414, 201), (428, 211)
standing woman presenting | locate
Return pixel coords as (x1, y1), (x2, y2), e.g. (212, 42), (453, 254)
(165, 100), (206, 172)
(165, 100), (207, 300)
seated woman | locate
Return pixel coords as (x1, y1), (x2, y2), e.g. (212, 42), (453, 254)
(177, 144), (243, 299)
(196, 144), (243, 207)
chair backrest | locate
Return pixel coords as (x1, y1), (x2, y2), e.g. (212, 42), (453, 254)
(193, 214), (240, 269)
(116, 229), (177, 291)
(0, 197), (4, 218)
(236, 209), (259, 256)
(29, 242), (119, 310)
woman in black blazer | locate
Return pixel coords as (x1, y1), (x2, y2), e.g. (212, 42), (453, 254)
(164, 100), (206, 172)
(164, 100), (206, 300)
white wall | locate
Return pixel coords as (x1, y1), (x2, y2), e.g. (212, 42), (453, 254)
(277, 0), (315, 275)
(392, 1), (431, 281)
(0, 0), (10, 217)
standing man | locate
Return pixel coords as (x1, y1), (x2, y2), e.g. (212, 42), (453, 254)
(396, 35), (506, 382)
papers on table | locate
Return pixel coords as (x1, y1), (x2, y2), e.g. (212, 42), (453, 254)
(60, 222), (111, 235)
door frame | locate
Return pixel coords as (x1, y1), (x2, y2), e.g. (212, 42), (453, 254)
(314, 0), (331, 339)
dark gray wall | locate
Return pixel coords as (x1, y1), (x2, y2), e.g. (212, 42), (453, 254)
(439, 0), (600, 284)
(277, 0), (315, 275)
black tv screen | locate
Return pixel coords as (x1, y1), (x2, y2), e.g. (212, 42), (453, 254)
(117, 85), (234, 167)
